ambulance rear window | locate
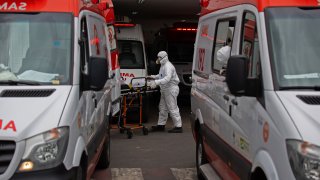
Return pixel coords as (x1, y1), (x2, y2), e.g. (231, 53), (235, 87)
(118, 40), (145, 69)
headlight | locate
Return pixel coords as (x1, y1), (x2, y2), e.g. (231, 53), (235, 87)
(18, 127), (69, 172)
(286, 139), (320, 180)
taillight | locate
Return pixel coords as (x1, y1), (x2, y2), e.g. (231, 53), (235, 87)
(114, 23), (136, 27)
(176, 28), (197, 32)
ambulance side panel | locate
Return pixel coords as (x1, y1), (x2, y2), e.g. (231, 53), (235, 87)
(191, 4), (300, 180)
(106, 24), (121, 115)
(63, 10), (113, 173)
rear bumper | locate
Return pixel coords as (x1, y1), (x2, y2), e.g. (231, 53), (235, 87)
(11, 164), (77, 180)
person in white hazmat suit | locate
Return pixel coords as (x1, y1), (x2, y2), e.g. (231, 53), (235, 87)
(217, 37), (231, 66)
(148, 51), (183, 133)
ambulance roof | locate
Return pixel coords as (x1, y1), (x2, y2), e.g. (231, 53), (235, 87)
(0, 0), (114, 18)
(200, 0), (320, 15)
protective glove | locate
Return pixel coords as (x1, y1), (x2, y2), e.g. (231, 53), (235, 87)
(149, 80), (157, 89)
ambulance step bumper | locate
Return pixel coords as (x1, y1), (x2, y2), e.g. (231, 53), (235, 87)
(200, 163), (221, 180)
(11, 164), (76, 180)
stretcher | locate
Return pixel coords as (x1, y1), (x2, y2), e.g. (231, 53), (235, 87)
(117, 77), (156, 139)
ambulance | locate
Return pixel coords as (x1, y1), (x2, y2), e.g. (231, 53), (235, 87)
(0, 0), (120, 179)
(115, 18), (150, 122)
(191, 0), (320, 179)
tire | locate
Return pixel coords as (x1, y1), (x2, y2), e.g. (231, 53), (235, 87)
(143, 127), (149, 135)
(251, 168), (267, 180)
(96, 125), (111, 169)
(196, 133), (208, 180)
(73, 158), (86, 180)
(127, 130), (133, 139)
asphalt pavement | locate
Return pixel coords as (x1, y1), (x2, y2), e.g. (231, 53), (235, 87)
(93, 95), (197, 180)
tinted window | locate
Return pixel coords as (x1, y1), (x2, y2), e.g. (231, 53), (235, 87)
(118, 40), (144, 69)
(212, 19), (236, 74)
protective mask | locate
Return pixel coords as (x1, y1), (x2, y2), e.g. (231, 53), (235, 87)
(156, 58), (160, 64)
(156, 56), (164, 64)
(156, 55), (167, 65)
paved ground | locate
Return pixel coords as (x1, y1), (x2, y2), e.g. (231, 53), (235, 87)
(93, 95), (197, 180)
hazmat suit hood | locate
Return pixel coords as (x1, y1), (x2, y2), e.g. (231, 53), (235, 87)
(156, 51), (169, 65)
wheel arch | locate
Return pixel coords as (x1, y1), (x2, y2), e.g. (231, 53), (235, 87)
(251, 150), (279, 180)
(194, 108), (204, 142)
(72, 136), (88, 167)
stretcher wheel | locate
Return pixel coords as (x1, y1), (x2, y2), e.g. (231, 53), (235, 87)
(127, 130), (133, 139)
(143, 127), (149, 135)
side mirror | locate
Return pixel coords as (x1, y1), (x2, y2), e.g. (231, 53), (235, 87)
(87, 57), (108, 91)
(226, 55), (261, 97)
(225, 55), (248, 96)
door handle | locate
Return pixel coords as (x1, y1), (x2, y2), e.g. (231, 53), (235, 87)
(223, 95), (229, 101)
(92, 93), (97, 108)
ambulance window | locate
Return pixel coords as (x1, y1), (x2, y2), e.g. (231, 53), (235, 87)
(240, 12), (260, 79)
(107, 25), (117, 51)
(80, 18), (89, 75)
(212, 19), (236, 75)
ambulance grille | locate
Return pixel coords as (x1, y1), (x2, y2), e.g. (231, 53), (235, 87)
(297, 95), (320, 105)
(0, 141), (15, 175)
(0, 89), (55, 97)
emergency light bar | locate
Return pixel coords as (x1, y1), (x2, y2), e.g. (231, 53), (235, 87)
(176, 28), (197, 32)
(114, 23), (136, 27)
(200, 0), (209, 7)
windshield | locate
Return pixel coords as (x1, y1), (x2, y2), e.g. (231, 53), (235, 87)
(266, 7), (320, 89)
(168, 42), (194, 63)
(118, 40), (145, 69)
(0, 13), (72, 85)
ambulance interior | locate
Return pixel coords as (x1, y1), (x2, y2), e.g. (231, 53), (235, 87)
(0, 13), (71, 84)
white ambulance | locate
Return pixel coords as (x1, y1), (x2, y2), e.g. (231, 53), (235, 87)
(115, 19), (148, 85)
(115, 19), (150, 122)
(0, 0), (121, 179)
(191, 0), (320, 179)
